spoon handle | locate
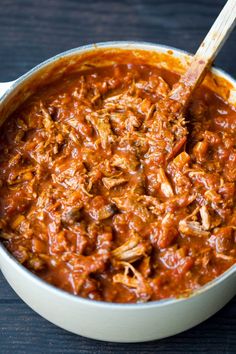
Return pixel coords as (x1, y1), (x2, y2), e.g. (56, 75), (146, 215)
(170, 0), (236, 105)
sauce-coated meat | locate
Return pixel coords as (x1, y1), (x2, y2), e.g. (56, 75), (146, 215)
(0, 59), (235, 303)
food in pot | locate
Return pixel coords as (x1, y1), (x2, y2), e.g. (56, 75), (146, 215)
(0, 51), (235, 303)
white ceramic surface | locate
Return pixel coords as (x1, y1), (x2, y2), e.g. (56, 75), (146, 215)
(0, 42), (235, 342)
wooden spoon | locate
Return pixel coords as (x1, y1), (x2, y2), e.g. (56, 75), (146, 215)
(169, 0), (236, 108)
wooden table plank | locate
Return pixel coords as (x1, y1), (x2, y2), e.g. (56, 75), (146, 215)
(0, 0), (236, 81)
(0, 0), (235, 352)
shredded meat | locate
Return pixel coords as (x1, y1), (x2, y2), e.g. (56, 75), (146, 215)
(102, 175), (128, 189)
(111, 231), (149, 263)
(0, 56), (235, 303)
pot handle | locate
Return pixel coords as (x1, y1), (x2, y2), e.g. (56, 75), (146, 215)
(0, 81), (16, 99)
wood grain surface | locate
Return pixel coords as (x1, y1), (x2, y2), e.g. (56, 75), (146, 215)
(0, 0), (235, 353)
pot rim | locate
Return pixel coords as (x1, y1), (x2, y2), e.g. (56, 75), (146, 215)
(2, 40), (236, 99)
(0, 40), (235, 309)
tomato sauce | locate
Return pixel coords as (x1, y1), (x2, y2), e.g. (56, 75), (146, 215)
(0, 56), (235, 303)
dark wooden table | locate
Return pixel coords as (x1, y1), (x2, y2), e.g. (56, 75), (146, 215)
(0, 0), (235, 353)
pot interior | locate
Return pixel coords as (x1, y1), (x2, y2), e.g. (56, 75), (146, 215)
(1, 42), (236, 127)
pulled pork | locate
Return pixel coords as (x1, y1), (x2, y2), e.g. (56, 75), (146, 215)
(0, 58), (235, 303)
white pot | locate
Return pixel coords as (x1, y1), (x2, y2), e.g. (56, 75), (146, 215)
(0, 41), (235, 343)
